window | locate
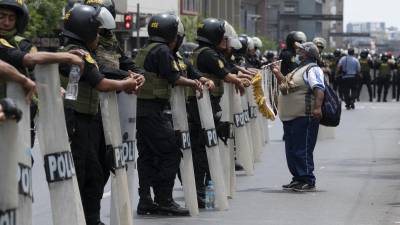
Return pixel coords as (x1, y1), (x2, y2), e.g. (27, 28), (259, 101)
(181, 0), (198, 15)
(283, 1), (297, 13)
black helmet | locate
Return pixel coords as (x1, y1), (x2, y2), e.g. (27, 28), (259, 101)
(286, 31), (307, 50)
(63, 4), (115, 43)
(360, 49), (369, 58)
(0, 0), (29, 34)
(235, 35), (248, 55)
(196, 18), (225, 46)
(264, 51), (274, 60)
(334, 48), (341, 57)
(85, 0), (115, 18)
(147, 13), (179, 44)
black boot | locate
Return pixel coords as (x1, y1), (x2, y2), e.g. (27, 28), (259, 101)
(157, 198), (190, 216)
(197, 188), (206, 209)
(154, 188), (190, 216)
(137, 188), (158, 215)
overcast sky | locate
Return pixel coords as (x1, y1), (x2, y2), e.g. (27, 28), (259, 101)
(344, 0), (400, 29)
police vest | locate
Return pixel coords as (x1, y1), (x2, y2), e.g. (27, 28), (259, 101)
(379, 63), (391, 77)
(359, 59), (370, 74)
(190, 47), (224, 97)
(135, 43), (171, 100)
(0, 36), (35, 99)
(60, 44), (100, 115)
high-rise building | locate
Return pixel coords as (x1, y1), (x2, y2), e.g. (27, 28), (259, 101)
(322, 0), (344, 48)
(264, 0), (343, 47)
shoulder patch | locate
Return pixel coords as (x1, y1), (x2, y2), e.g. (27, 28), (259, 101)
(29, 46), (38, 54)
(0, 38), (15, 48)
(218, 59), (224, 69)
(85, 53), (96, 64)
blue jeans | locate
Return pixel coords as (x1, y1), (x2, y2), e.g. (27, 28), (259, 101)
(283, 116), (319, 185)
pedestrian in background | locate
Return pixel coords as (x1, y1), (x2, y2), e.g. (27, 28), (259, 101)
(271, 42), (325, 192)
(337, 48), (360, 109)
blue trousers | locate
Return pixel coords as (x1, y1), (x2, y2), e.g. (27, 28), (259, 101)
(283, 116), (319, 185)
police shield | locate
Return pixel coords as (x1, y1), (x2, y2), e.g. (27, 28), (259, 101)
(241, 92), (255, 166)
(218, 83), (234, 198)
(117, 92), (137, 212)
(196, 88), (229, 210)
(0, 84), (19, 225)
(99, 92), (133, 225)
(246, 86), (263, 162)
(7, 82), (32, 225)
(231, 86), (254, 176)
(170, 86), (199, 216)
(35, 64), (86, 225)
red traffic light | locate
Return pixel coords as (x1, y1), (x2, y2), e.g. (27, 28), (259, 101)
(124, 13), (133, 30)
(124, 14), (133, 22)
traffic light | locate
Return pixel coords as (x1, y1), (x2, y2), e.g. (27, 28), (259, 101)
(124, 13), (133, 30)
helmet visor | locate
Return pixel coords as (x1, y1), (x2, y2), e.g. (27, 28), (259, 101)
(229, 38), (242, 50)
(97, 7), (116, 29)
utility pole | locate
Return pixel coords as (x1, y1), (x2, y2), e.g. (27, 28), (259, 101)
(136, 3), (140, 49)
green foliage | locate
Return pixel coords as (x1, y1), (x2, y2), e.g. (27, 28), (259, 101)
(258, 36), (278, 51)
(181, 15), (202, 43)
(25, 0), (65, 38)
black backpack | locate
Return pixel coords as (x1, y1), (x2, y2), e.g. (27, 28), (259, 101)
(306, 65), (341, 127)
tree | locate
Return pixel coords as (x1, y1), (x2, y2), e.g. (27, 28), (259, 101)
(25, 0), (65, 38)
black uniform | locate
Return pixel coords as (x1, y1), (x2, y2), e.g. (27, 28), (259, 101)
(136, 42), (181, 206)
(357, 58), (373, 101)
(279, 49), (298, 76)
(188, 44), (229, 204)
(60, 40), (106, 225)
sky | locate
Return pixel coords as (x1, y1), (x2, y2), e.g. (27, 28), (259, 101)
(344, 0), (400, 30)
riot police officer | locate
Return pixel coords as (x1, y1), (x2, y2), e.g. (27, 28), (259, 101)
(135, 13), (202, 216)
(188, 18), (245, 207)
(0, 0), (79, 147)
(279, 31), (307, 76)
(60, 5), (138, 225)
(357, 49), (373, 102)
(376, 53), (393, 102)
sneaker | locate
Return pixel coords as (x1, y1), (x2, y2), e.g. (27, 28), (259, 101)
(292, 183), (316, 192)
(282, 181), (301, 190)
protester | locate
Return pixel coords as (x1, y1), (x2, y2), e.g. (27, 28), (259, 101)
(271, 42), (324, 192)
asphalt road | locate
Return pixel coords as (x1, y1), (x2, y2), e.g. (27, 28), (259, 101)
(32, 100), (400, 225)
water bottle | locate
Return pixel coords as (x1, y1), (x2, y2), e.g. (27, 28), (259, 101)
(65, 65), (81, 100)
(205, 180), (215, 209)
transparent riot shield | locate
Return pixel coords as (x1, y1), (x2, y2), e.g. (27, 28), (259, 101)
(170, 86), (199, 215)
(196, 88), (229, 210)
(99, 92), (133, 225)
(35, 64), (86, 225)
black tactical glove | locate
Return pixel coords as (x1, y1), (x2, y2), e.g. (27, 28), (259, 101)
(105, 145), (116, 174)
(0, 98), (22, 122)
(216, 121), (230, 145)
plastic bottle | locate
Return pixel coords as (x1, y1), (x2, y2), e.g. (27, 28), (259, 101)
(205, 180), (215, 209)
(65, 65), (81, 100)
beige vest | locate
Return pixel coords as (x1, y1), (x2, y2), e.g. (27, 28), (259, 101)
(278, 64), (315, 121)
